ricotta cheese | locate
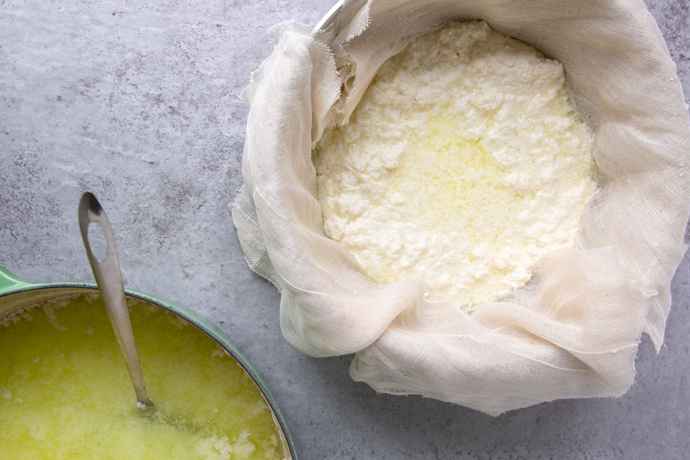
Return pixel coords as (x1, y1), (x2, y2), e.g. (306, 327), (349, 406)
(313, 21), (597, 308)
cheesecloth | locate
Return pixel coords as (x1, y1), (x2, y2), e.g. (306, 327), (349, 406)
(232, 0), (690, 415)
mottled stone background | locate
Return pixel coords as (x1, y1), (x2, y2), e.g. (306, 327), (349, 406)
(1, 0), (688, 458)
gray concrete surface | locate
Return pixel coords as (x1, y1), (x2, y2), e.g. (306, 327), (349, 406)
(1, 0), (688, 458)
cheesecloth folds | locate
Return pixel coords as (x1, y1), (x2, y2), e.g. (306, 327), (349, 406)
(232, 0), (690, 415)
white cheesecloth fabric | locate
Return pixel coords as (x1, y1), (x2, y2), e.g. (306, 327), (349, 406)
(232, 0), (690, 415)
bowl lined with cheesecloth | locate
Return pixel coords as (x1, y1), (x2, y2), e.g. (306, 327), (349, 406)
(232, 0), (690, 415)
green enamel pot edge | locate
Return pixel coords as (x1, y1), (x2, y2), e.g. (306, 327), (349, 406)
(0, 265), (297, 460)
(0, 265), (35, 293)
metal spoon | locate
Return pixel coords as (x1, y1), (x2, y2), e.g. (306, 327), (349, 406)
(78, 192), (155, 414)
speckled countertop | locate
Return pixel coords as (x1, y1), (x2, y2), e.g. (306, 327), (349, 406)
(1, 0), (689, 458)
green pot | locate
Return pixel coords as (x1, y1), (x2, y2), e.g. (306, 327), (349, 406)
(0, 265), (297, 459)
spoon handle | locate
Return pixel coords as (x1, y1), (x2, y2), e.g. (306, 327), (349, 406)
(78, 192), (155, 412)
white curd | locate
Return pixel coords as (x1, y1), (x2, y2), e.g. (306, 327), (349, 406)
(313, 21), (597, 308)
